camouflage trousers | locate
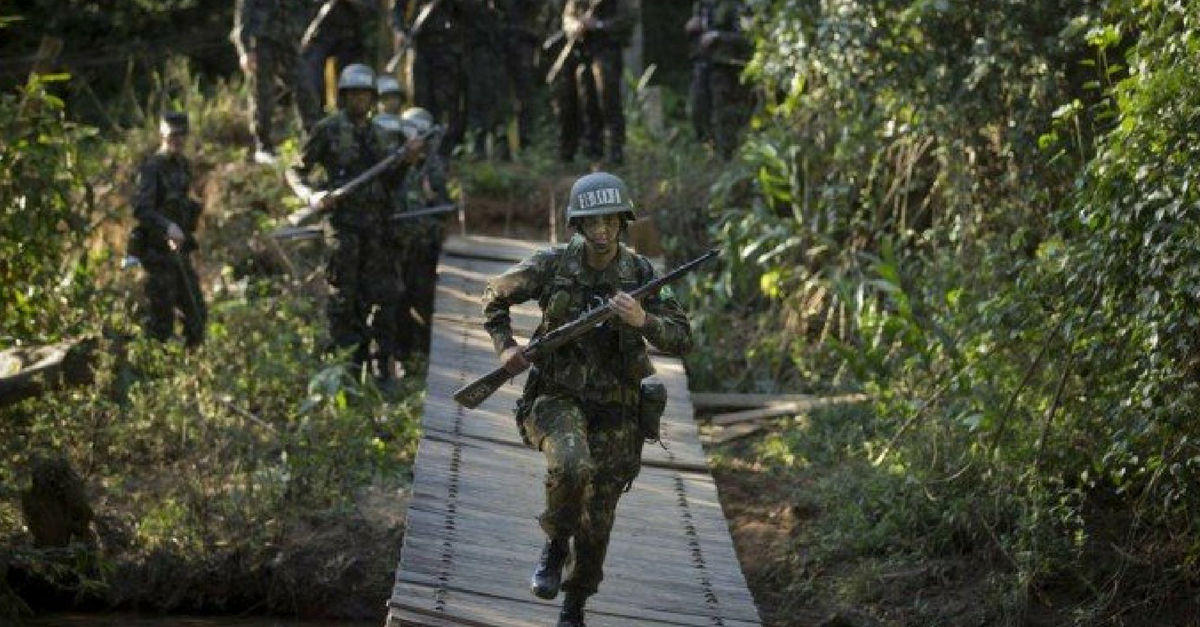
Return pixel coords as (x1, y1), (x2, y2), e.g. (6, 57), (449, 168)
(249, 39), (321, 149)
(327, 225), (403, 365)
(412, 41), (465, 155)
(141, 251), (206, 347)
(557, 45), (624, 160)
(525, 393), (643, 597)
(393, 219), (443, 357)
(689, 61), (746, 160)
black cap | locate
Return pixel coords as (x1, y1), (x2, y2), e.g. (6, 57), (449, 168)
(159, 111), (189, 136)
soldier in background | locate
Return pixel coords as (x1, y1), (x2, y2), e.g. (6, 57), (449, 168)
(130, 112), (207, 347)
(301, 0), (372, 108)
(232, 0), (322, 164)
(482, 172), (693, 627)
(500, 0), (542, 152)
(463, 0), (510, 160)
(556, 0), (634, 165)
(394, 0), (467, 156)
(686, 0), (749, 160)
(386, 107), (450, 357)
(287, 64), (425, 388)
(377, 75), (407, 115)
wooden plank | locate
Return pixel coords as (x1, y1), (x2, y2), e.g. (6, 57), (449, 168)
(708, 393), (869, 426)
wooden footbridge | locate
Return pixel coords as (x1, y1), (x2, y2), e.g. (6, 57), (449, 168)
(387, 236), (762, 627)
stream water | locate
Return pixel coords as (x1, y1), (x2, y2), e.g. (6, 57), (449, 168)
(30, 613), (377, 627)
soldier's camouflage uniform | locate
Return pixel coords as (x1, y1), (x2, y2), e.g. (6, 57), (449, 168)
(232, 0), (322, 149)
(394, 0), (467, 154)
(557, 0), (635, 163)
(302, 0), (371, 103)
(130, 150), (206, 346)
(290, 111), (409, 366)
(463, 0), (510, 158)
(482, 235), (693, 598)
(376, 118), (450, 357)
(688, 0), (749, 160)
(499, 0), (542, 150)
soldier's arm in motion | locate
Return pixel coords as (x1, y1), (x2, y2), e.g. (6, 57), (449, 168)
(285, 124), (331, 207)
(481, 250), (558, 355)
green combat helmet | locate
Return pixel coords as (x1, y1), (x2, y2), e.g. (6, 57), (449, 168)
(565, 171), (635, 224)
(159, 111), (189, 136)
(373, 112), (405, 149)
(337, 63), (376, 92)
(376, 75), (403, 97)
(401, 107), (435, 134)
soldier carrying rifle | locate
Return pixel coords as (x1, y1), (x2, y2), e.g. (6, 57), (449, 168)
(478, 172), (695, 627)
(287, 64), (426, 389)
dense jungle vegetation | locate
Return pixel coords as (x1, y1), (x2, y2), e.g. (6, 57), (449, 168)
(3, 0), (1200, 625)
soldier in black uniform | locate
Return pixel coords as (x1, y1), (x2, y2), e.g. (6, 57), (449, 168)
(232, 0), (322, 164)
(130, 112), (207, 347)
(394, 0), (467, 156)
(287, 64), (425, 386)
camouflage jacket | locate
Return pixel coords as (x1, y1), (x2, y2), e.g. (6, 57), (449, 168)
(373, 117), (450, 214)
(482, 235), (693, 406)
(563, 0), (635, 49)
(289, 111), (407, 229)
(692, 0), (749, 65)
(131, 150), (201, 255)
(231, 0), (315, 51)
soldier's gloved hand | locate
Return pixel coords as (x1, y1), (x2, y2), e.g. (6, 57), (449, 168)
(685, 16), (703, 33)
(309, 190), (335, 211)
(500, 345), (530, 375)
(700, 32), (719, 49)
(166, 222), (186, 247)
(610, 292), (647, 328)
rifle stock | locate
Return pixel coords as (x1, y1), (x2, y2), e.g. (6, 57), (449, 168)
(451, 248), (719, 409)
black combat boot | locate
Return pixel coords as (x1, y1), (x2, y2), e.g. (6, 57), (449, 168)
(557, 591), (587, 627)
(530, 537), (570, 599)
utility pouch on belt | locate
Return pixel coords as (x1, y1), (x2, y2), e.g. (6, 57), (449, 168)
(638, 378), (667, 443)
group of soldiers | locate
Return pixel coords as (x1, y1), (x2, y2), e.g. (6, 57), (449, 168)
(230, 0), (750, 165)
(127, 3), (745, 624)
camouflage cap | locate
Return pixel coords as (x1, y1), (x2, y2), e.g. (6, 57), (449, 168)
(159, 111), (189, 136)
(566, 171), (635, 223)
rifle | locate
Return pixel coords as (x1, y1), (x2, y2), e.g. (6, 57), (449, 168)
(452, 248), (720, 409)
(273, 203), (457, 242)
(287, 124), (443, 226)
(392, 202), (458, 220)
(384, 0), (446, 73)
(544, 0), (605, 85)
(301, 0), (338, 51)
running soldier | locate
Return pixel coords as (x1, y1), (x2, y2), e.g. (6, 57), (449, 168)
(481, 172), (693, 626)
